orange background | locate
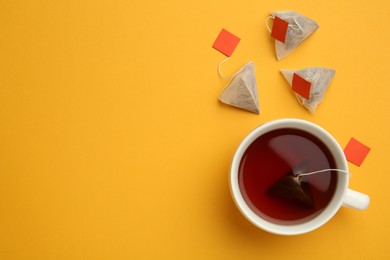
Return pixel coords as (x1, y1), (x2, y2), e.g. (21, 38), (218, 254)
(1, 0), (389, 259)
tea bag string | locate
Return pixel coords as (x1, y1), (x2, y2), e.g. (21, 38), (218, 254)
(265, 15), (302, 33)
(265, 15), (275, 33)
(297, 169), (352, 178)
(218, 57), (234, 79)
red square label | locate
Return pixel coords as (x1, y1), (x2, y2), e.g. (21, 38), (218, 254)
(271, 16), (289, 43)
(292, 73), (311, 99)
(212, 29), (241, 57)
(344, 138), (371, 167)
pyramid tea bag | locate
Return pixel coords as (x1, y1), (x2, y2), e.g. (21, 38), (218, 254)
(267, 11), (319, 60)
(219, 61), (260, 114)
(281, 67), (336, 113)
(267, 161), (314, 208)
(267, 173), (314, 208)
(267, 160), (351, 208)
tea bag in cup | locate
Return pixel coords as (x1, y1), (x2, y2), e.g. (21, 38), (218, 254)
(267, 161), (314, 208)
(266, 11), (319, 60)
(268, 161), (351, 208)
(281, 67), (336, 113)
(218, 60), (260, 114)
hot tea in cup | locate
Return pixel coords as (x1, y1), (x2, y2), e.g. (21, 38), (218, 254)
(230, 119), (369, 235)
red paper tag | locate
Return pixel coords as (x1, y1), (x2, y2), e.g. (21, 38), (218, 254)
(344, 138), (371, 167)
(212, 29), (241, 57)
(292, 73), (311, 99)
(271, 16), (289, 43)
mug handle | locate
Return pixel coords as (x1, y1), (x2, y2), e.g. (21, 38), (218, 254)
(342, 189), (370, 210)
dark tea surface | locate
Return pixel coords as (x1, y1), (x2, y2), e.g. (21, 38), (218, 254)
(238, 128), (337, 223)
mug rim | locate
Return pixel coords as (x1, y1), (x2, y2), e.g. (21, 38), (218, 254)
(229, 118), (349, 235)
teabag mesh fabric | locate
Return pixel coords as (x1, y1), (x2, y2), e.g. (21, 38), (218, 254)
(218, 62), (260, 114)
(272, 11), (319, 60)
(281, 67), (336, 113)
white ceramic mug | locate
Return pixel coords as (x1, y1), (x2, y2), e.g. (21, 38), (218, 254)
(230, 118), (370, 235)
